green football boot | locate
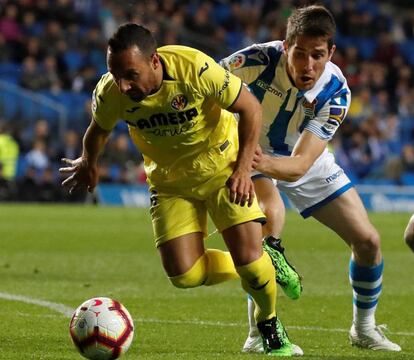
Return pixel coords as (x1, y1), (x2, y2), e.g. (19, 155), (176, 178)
(257, 317), (294, 356)
(263, 236), (302, 299)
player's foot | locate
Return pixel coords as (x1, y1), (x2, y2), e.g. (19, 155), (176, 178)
(349, 324), (401, 351)
(263, 236), (302, 299)
(242, 332), (303, 356)
(257, 317), (300, 356)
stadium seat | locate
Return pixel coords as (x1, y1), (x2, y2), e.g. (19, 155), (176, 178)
(15, 155), (28, 180)
(401, 172), (414, 186)
(63, 50), (85, 73)
(355, 37), (378, 60)
(0, 91), (20, 119)
(0, 62), (21, 82)
(398, 40), (414, 66)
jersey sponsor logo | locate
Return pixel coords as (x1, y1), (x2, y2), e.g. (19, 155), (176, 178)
(325, 168), (344, 183)
(227, 54), (245, 71)
(198, 62), (209, 77)
(171, 94), (188, 111)
(126, 108), (199, 136)
(218, 70), (230, 96)
(148, 120), (197, 137)
(256, 79), (283, 98)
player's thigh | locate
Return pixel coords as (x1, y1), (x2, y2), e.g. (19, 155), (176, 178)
(206, 185), (265, 265)
(311, 187), (378, 247)
(206, 185), (265, 234)
(150, 191), (208, 247)
(158, 232), (205, 277)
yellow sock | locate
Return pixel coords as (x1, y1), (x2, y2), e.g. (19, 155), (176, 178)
(204, 249), (239, 285)
(169, 249), (239, 288)
(236, 252), (276, 323)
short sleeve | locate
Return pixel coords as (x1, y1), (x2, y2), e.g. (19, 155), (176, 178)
(304, 88), (351, 141)
(91, 73), (121, 131)
(192, 51), (242, 109)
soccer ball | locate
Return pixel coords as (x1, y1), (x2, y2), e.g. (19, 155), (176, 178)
(69, 297), (134, 360)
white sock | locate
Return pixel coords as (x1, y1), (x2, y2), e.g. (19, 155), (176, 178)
(349, 258), (383, 332)
(247, 295), (259, 336)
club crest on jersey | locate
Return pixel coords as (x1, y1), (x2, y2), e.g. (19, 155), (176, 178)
(227, 54), (245, 71)
(171, 94), (188, 111)
(302, 99), (317, 120)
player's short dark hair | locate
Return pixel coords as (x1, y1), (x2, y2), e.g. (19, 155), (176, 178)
(108, 23), (157, 57)
(286, 5), (336, 50)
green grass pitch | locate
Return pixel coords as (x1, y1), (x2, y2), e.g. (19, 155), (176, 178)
(0, 203), (413, 359)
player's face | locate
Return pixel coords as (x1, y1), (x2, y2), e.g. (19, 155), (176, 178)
(107, 45), (162, 102)
(284, 35), (335, 91)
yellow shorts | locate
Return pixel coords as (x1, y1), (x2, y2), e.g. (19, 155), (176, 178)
(149, 185), (265, 247)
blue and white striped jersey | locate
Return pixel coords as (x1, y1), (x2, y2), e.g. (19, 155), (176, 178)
(220, 41), (351, 155)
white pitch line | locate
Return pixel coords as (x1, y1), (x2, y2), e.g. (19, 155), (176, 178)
(1, 292), (414, 337)
(135, 318), (414, 337)
(0, 292), (74, 317)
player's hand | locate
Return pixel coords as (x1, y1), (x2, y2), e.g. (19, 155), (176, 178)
(252, 145), (263, 169)
(59, 157), (98, 194)
(226, 167), (255, 207)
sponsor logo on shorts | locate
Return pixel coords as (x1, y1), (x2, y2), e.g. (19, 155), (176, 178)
(325, 169), (344, 183)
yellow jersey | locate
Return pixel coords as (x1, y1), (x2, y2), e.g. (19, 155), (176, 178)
(92, 45), (243, 193)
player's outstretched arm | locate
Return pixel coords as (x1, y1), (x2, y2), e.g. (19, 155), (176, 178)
(404, 214), (414, 252)
(227, 85), (262, 207)
(59, 119), (110, 194)
(255, 130), (327, 182)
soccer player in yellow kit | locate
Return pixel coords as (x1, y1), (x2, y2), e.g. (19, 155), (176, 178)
(59, 23), (296, 355)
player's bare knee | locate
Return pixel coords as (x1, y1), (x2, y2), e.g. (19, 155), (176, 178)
(354, 229), (381, 262)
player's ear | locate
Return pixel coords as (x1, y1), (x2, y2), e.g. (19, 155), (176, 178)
(282, 40), (289, 53)
(151, 52), (160, 69)
(328, 44), (336, 61)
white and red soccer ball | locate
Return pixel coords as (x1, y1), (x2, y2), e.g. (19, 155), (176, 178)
(69, 297), (134, 360)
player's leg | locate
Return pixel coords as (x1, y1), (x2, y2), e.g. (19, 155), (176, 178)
(253, 177), (301, 298)
(208, 186), (295, 356)
(152, 192), (239, 288)
(243, 177), (302, 355)
(222, 221), (293, 356)
(404, 214), (414, 252)
(311, 188), (401, 351)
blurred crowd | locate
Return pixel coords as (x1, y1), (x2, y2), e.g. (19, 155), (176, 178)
(1, 0), (414, 202)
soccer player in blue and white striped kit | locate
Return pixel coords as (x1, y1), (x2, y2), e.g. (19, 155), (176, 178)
(221, 4), (401, 353)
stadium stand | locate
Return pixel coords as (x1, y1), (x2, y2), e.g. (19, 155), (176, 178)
(0, 0), (414, 202)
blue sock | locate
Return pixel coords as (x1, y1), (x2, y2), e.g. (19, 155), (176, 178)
(349, 258), (383, 329)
